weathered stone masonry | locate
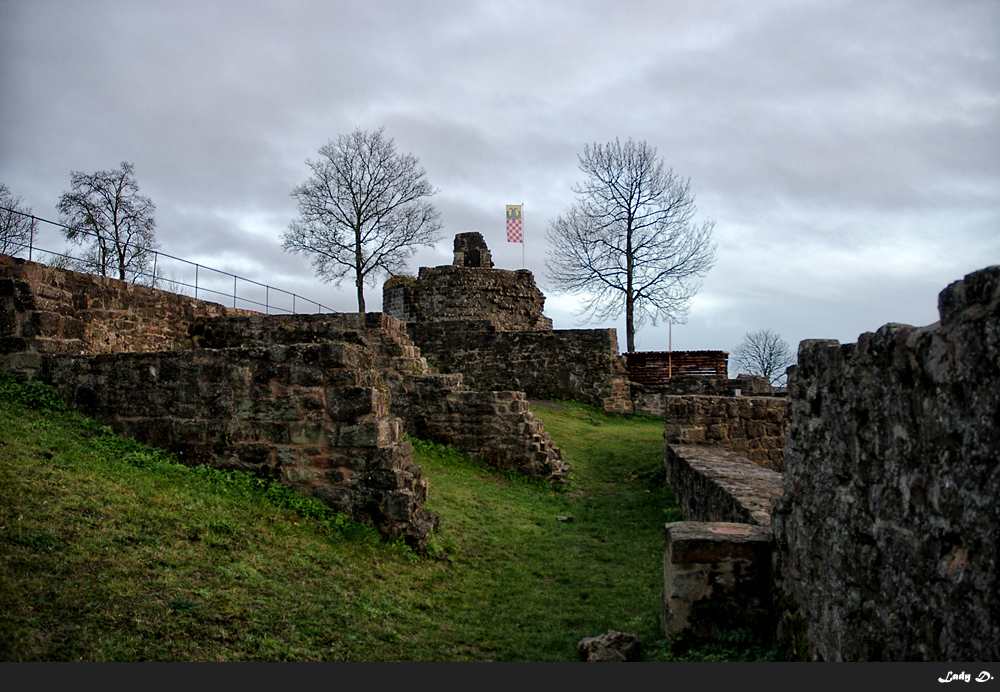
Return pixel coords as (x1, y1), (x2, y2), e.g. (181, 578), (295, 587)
(193, 312), (569, 482)
(665, 394), (787, 472)
(383, 232), (633, 415)
(2, 254), (569, 550)
(44, 340), (438, 550)
(0, 252), (245, 373)
(662, 268), (999, 662)
(773, 265), (1000, 661)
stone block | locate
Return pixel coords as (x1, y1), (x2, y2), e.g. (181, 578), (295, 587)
(325, 386), (389, 422)
(662, 521), (773, 639)
(338, 419), (399, 448)
(289, 421), (333, 446)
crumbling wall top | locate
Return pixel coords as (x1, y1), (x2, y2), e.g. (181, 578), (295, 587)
(453, 232), (493, 268)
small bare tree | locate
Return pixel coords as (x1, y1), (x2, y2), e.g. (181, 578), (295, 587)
(0, 183), (38, 257)
(56, 162), (158, 282)
(283, 127), (443, 313)
(545, 137), (717, 352)
(732, 329), (796, 386)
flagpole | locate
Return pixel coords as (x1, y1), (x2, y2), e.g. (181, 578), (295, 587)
(521, 202), (525, 269)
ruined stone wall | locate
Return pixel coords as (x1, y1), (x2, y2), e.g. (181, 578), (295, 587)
(631, 375), (774, 416)
(773, 266), (1000, 661)
(0, 257), (570, 546)
(665, 395), (787, 471)
(43, 341), (437, 550)
(381, 233), (635, 415)
(192, 312), (569, 482)
(1, 253), (244, 372)
(665, 444), (783, 527)
(383, 265), (553, 331)
(409, 320), (633, 415)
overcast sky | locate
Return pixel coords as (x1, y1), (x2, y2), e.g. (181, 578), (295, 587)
(1, 0), (997, 367)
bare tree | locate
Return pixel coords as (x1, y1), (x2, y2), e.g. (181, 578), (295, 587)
(56, 162), (158, 282)
(283, 127), (443, 313)
(732, 328), (796, 386)
(545, 137), (717, 352)
(0, 183), (38, 257)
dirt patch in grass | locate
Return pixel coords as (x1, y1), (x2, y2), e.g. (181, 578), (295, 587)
(528, 400), (571, 411)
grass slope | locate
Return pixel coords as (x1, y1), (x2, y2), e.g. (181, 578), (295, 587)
(0, 375), (775, 661)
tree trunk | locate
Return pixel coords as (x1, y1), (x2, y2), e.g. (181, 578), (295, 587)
(356, 277), (365, 314)
(626, 296), (635, 352)
(625, 223), (635, 352)
(355, 229), (365, 314)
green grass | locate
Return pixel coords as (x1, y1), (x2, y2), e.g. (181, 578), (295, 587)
(0, 374), (776, 661)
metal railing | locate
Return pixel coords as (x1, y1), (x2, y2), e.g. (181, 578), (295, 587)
(0, 206), (337, 315)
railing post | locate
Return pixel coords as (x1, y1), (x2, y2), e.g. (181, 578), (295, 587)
(234, 275), (237, 308)
(195, 264), (199, 300)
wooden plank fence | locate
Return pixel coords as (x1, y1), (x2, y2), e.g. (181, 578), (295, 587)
(625, 351), (729, 385)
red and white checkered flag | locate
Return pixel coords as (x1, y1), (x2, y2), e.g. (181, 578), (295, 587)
(506, 205), (522, 243)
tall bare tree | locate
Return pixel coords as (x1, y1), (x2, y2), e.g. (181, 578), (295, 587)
(0, 183), (38, 256)
(56, 162), (158, 282)
(732, 328), (796, 386)
(283, 127), (443, 313)
(545, 138), (716, 352)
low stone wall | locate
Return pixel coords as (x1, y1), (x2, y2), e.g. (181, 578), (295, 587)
(630, 375), (774, 416)
(405, 385), (569, 481)
(1, 253), (243, 369)
(43, 341), (438, 550)
(773, 265), (1000, 661)
(664, 444), (783, 527)
(665, 395), (787, 472)
(409, 320), (633, 415)
(660, 443), (783, 642)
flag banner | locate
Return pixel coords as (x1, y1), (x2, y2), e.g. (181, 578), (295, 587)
(506, 205), (523, 243)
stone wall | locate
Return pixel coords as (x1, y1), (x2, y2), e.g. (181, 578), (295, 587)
(1, 253), (244, 374)
(191, 312), (569, 482)
(2, 257), (570, 550)
(665, 395), (787, 472)
(382, 233), (631, 415)
(383, 263), (552, 333)
(631, 375), (773, 416)
(43, 341), (438, 550)
(408, 320), (633, 415)
(773, 266), (1000, 661)
(664, 444), (783, 527)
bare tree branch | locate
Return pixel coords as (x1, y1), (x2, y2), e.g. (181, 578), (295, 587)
(283, 128), (443, 313)
(545, 138), (717, 351)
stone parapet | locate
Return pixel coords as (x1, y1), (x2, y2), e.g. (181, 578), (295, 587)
(1, 253), (245, 365)
(665, 444), (783, 527)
